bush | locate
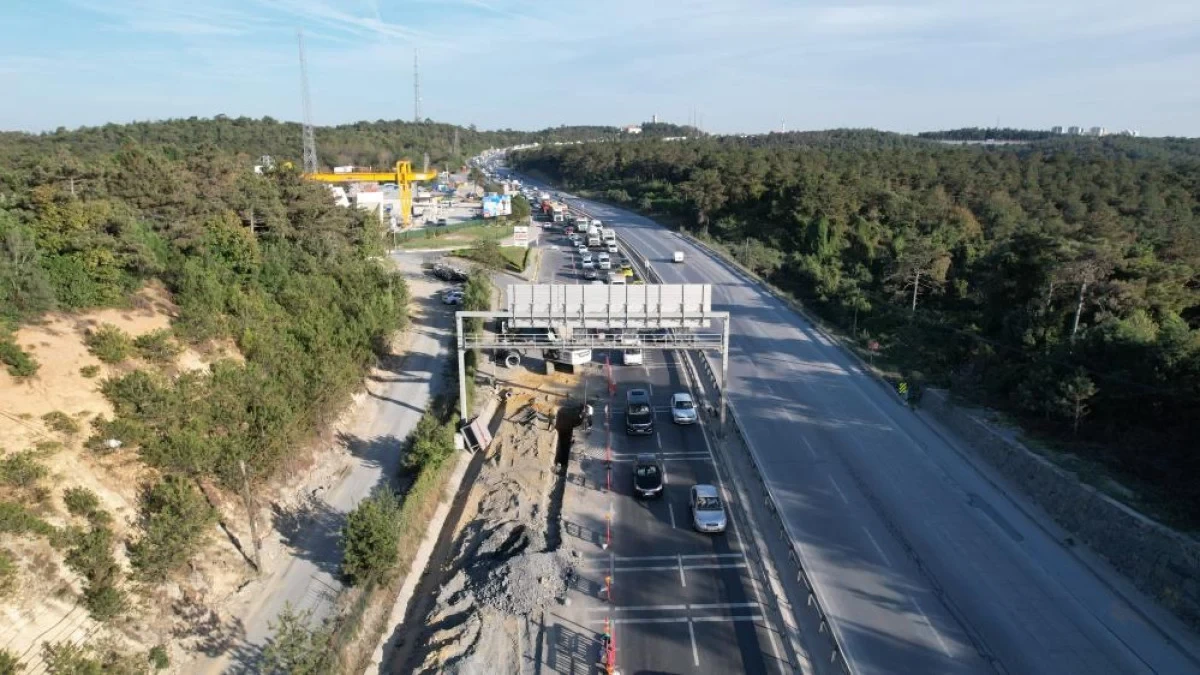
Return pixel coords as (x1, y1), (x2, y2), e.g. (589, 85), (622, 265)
(340, 490), (402, 585)
(127, 475), (215, 581)
(133, 329), (181, 364)
(85, 417), (147, 455)
(41, 411), (80, 436)
(65, 525), (125, 620)
(0, 648), (23, 674)
(82, 583), (126, 621)
(0, 340), (38, 379)
(403, 410), (456, 471)
(147, 646), (169, 670)
(262, 604), (334, 675)
(0, 549), (16, 598)
(0, 452), (48, 488)
(79, 365), (101, 378)
(0, 502), (57, 539)
(63, 487), (102, 520)
(84, 324), (133, 364)
(40, 641), (145, 675)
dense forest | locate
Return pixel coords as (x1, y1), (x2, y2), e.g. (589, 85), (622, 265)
(0, 116), (634, 180)
(918, 127), (1058, 141)
(0, 116), (416, 644)
(513, 131), (1200, 526)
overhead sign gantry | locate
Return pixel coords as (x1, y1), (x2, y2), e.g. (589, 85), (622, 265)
(454, 283), (730, 432)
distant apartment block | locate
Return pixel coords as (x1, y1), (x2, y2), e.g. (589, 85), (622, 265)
(1067, 126), (1083, 135)
(1088, 126), (1107, 136)
(1051, 126), (1064, 134)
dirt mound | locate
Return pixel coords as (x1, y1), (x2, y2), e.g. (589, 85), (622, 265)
(400, 387), (575, 674)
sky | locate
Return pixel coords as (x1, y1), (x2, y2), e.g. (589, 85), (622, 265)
(1, 0), (1199, 136)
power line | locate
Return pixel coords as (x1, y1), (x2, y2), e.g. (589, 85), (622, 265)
(297, 29), (317, 174)
(413, 49), (422, 123)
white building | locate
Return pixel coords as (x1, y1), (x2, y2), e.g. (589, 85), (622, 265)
(1088, 127), (1107, 137)
(1050, 126), (1064, 134)
(1067, 126), (1083, 135)
(622, 125), (643, 134)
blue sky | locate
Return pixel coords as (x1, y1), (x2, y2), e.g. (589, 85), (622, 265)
(2, 0), (1199, 136)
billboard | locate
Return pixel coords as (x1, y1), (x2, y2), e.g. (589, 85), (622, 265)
(505, 283), (714, 328)
(482, 193), (512, 218)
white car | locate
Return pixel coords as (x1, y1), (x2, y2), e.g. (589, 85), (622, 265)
(582, 260), (595, 270)
(597, 253), (611, 270)
(620, 336), (644, 365)
(670, 392), (698, 424)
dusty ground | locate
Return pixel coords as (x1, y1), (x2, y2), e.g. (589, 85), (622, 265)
(392, 366), (583, 675)
(0, 282), (248, 670)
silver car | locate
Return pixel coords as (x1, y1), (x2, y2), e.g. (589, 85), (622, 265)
(690, 484), (727, 533)
(671, 392), (698, 424)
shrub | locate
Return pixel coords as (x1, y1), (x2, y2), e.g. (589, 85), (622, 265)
(40, 641), (144, 675)
(79, 365), (101, 378)
(127, 475), (215, 581)
(0, 340), (38, 379)
(340, 490), (402, 585)
(0, 549), (16, 598)
(262, 604), (334, 675)
(147, 646), (169, 670)
(63, 487), (101, 519)
(0, 502), (57, 539)
(403, 410), (456, 471)
(84, 324), (133, 364)
(82, 583), (126, 621)
(85, 417), (147, 455)
(41, 411), (80, 436)
(133, 329), (181, 364)
(0, 452), (48, 488)
(0, 648), (23, 674)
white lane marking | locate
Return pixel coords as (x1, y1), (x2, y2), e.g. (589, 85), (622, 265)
(801, 434), (818, 459)
(678, 554), (687, 587)
(686, 352), (785, 664)
(668, 502), (676, 529)
(647, 379), (653, 396)
(862, 526), (892, 566)
(611, 562), (748, 573)
(662, 463), (669, 485)
(595, 615), (765, 625)
(655, 433), (663, 450)
(582, 553), (744, 564)
(611, 451), (706, 458)
(829, 475), (850, 504)
(688, 618), (701, 667)
(911, 598), (953, 658)
(584, 602), (759, 612)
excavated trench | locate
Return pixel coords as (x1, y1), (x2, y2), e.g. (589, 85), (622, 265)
(387, 397), (579, 674)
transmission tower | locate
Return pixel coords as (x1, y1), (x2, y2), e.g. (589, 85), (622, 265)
(413, 50), (422, 123)
(297, 29), (318, 173)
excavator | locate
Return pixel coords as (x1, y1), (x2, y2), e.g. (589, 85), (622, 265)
(300, 160), (439, 229)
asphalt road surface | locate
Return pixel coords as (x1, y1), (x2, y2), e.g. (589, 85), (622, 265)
(536, 238), (791, 674)
(518, 184), (1200, 675)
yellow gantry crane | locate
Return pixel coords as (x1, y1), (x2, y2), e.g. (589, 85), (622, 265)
(304, 160), (439, 229)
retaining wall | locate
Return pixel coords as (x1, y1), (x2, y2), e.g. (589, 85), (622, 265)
(923, 388), (1200, 629)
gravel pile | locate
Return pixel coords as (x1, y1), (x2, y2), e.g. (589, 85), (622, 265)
(476, 551), (570, 616)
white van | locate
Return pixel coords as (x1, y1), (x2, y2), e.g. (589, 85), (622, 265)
(597, 253), (611, 270)
(608, 272), (626, 285)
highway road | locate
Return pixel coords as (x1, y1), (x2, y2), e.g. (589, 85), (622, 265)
(518, 183), (1200, 675)
(536, 238), (792, 674)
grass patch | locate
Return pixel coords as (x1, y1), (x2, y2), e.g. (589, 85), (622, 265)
(42, 411), (81, 436)
(395, 222), (512, 250)
(80, 364), (101, 378)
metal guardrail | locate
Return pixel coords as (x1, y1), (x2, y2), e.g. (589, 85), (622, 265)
(606, 212), (856, 675)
